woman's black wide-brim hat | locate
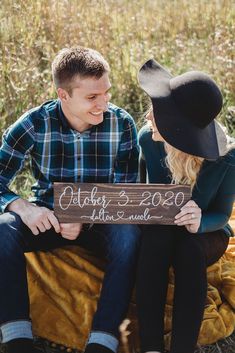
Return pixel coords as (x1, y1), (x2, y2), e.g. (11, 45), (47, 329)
(138, 59), (227, 159)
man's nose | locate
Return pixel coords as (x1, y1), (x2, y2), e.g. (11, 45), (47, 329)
(96, 95), (109, 110)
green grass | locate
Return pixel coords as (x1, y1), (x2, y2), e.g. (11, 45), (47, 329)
(0, 0), (234, 195)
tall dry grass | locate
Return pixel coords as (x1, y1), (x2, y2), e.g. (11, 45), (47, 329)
(1, 0), (234, 128)
(0, 0), (234, 195)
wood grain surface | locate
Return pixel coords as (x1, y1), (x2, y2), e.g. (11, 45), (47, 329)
(54, 183), (191, 224)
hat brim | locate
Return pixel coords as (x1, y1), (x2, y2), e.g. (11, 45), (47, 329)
(138, 59), (173, 98)
(138, 59), (226, 159)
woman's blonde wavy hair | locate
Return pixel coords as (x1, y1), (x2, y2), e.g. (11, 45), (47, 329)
(164, 143), (204, 190)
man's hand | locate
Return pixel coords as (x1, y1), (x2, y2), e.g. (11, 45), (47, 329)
(7, 198), (60, 235)
(60, 223), (83, 240)
(174, 200), (202, 234)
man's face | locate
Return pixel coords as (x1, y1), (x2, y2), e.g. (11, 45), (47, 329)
(60, 72), (112, 130)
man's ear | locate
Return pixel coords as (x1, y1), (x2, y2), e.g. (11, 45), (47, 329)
(57, 87), (69, 102)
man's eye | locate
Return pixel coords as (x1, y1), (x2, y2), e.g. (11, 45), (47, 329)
(88, 96), (96, 100)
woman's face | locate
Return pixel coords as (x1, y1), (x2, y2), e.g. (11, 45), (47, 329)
(146, 110), (164, 142)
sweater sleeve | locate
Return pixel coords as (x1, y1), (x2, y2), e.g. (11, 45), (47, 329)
(197, 163), (235, 233)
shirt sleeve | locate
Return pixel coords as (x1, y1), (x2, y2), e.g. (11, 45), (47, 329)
(197, 164), (235, 233)
(113, 115), (139, 183)
(0, 116), (35, 212)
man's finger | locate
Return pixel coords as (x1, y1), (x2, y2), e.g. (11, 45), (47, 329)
(48, 213), (61, 233)
(60, 223), (83, 230)
(42, 218), (52, 230)
(61, 233), (77, 240)
(30, 226), (40, 235)
(36, 223), (47, 233)
(60, 223), (71, 230)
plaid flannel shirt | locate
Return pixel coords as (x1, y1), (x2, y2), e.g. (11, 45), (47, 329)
(0, 100), (139, 212)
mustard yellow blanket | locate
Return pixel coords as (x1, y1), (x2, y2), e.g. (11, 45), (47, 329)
(26, 216), (235, 352)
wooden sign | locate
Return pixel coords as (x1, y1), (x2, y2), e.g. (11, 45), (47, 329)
(54, 183), (191, 224)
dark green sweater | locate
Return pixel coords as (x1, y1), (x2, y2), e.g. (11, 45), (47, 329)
(139, 124), (235, 236)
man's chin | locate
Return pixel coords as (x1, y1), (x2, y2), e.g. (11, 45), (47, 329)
(89, 115), (104, 125)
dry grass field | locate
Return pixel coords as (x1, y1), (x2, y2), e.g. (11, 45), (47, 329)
(1, 0), (234, 196)
(1, 0), (234, 131)
(0, 2), (234, 352)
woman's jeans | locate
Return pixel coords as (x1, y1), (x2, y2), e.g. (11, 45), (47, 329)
(136, 224), (229, 353)
(0, 212), (141, 352)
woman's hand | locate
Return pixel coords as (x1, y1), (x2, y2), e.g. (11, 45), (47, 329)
(174, 200), (202, 233)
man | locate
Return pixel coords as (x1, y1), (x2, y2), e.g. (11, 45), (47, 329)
(0, 47), (140, 353)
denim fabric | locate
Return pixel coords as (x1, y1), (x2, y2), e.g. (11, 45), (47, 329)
(87, 331), (118, 352)
(0, 321), (33, 343)
(88, 223), (141, 336)
(0, 212), (141, 342)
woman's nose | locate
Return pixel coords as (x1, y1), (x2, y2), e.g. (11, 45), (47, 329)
(146, 110), (153, 120)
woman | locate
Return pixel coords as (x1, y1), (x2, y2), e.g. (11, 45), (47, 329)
(136, 59), (235, 353)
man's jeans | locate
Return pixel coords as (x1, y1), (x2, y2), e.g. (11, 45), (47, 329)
(0, 212), (141, 351)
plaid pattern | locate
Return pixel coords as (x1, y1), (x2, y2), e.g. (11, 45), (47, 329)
(0, 100), (139, 211)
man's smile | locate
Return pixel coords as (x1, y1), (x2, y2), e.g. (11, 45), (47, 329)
(90, 111), (103, 116)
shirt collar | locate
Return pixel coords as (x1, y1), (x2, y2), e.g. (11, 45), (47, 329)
(57, 99), (70, 129)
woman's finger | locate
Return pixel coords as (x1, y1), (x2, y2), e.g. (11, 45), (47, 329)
(175, 219), (199, 226)
(175, 207), (200, 219)
(181, 200), (197, 209)
(175, 209), (201, 224)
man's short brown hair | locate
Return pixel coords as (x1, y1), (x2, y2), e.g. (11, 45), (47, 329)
(52, 46), (110, 94)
